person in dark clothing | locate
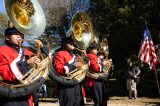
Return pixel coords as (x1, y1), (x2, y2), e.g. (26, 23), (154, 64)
(0, 27), (45, 106)
(32, 90), (39, 106)
(53, 37), (85, 106)
(38, 83), (47, 99)
(86, 43), (107, 106)
(97, 51), (112, 104)
(126, 57), (141, 99)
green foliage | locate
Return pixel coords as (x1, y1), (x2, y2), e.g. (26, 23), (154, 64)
(89, 0), (160, 69)
(87, 1), (160, 97)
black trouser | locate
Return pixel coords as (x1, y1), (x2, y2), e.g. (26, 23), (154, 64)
(58, 84), (85, 106)
(89, 80), (107, 106)
(33, 91), (39, 106)
(0, 95), (29, 106)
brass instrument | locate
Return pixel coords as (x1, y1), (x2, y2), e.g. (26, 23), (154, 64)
(99, 38), (109, 52)
(14, 39), (50, 87)
(87, 59), (113, 80)
(0, 0), (49, 97)
(49, 12), (94, 85)
(70, 12), (95, 49)
(64, 48), (88, 81)
(4, 0), (46, 36)
(50, 47), (88, 85)
(86, 37), (113, 80)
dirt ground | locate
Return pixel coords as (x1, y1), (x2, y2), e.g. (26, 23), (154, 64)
(39, 96), (160, 106)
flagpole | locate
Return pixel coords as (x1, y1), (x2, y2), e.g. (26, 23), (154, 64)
(138, 23), (160, 96)
(154, 70), (160, 96)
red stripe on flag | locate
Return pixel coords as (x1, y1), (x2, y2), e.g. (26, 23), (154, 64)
(138, 34), (158, 70)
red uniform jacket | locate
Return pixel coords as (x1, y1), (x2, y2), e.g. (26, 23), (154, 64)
(0, 45), (33, 81)
(0, 45), (33, 106)
(53, 50), (76, 75)
(87, 53), (102, 86)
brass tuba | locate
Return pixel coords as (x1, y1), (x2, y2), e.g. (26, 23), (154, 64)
(0, 0), (50, 98)
(49, 12), (94, 85)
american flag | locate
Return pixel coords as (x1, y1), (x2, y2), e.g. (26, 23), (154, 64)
(138, 25), (159, 70)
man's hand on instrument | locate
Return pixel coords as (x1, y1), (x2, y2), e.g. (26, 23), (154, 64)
(34, 40), (43, 48)
(27, 56), (41, 64)
(22, 0), (28, 3)
(75, 62), (83, 69)
(102, 60), (108, 66)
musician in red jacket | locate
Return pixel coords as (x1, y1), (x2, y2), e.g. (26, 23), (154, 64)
(86, 43), (107, 106)
(0, 27), (44, 106)
(53, 37), (85, 106)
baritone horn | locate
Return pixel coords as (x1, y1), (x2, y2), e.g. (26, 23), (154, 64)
(0, 0), (49, 98)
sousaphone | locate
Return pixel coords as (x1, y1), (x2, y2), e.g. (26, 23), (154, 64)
(0, 0), (49, 98)
(49, 12), (94, 85)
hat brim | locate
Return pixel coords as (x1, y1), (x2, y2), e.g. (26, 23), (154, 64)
(5, 27), (24, 36)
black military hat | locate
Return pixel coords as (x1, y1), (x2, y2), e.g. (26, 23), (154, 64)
(86, 43), (98, 54)
(88, 43), (97, 49)
(97, 51), (105, 56)
(61, 37), (74, 45)
(5, 27), (23, 36)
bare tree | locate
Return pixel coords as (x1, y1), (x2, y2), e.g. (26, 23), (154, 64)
(38, 0), (73, 27)
(37, 0), (90, 48)
(0, 13), (8, 38)
(38, 0), (90, 27)
(0, 13), (8, 45)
